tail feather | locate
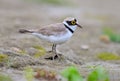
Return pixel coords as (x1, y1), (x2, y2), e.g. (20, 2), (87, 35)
(19, 29), (33, 33)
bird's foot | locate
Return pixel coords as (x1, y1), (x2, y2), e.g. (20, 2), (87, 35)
(47, 50), (53, 53)
(45, 54), (62, 60)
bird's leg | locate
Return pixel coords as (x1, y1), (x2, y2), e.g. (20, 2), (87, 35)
(45, 44), (59, 60)
(45, 44), (61, 60)
(47, 44), (56, 53)
(52, 44), (56, 53)
(52, 44), (60, 59)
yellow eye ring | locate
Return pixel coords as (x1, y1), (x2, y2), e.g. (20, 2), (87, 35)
(71, 21), (76, 25)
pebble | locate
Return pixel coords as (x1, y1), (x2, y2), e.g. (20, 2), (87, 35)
(81, 45), (89, 50)
(11, 47), (21, 52)
(100, 35), (110, 43)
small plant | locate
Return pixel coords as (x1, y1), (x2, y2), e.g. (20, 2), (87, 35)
(61, 66), (84, 81)
(87, 66), (109, 81)
(24, 66), (34, 81)
(0, 73), (13, 81)
(24, 67), (57, 81)
(102, 27), (120, 43)
(61, 66), (109, 81)
(34, 68), (57, 80)
(97, 52), (120, 60)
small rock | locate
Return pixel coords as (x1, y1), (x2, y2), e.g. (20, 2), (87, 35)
(81, 45), (89, 50)
(100, 35), (110, 43)
(10, 47), (26, 54)
(11, 47), (21, 52)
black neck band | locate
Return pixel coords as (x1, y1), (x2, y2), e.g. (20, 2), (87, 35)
(64, 24), (74, 33)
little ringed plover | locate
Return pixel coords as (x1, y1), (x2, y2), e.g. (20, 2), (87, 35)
(19, 17), (82, 59)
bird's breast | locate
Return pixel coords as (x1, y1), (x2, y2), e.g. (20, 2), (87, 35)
(32, 31), (73, 44)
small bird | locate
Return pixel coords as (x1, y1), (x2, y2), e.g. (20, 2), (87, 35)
(19, 17), (82, 59)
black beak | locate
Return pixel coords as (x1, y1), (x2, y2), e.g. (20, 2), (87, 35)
(76, 23), (82, 28)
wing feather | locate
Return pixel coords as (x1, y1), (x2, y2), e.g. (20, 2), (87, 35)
(35, 23), (67, 36)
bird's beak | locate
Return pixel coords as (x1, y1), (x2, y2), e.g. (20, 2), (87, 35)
(76, 23), (82, 28)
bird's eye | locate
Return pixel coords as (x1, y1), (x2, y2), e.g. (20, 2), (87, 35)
(71, 20), (76, 25)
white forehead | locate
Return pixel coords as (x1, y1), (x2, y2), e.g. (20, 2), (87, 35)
(64, 17), (75, 21)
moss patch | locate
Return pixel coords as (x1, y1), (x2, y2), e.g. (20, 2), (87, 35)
(97, 52), (120, 61)
(33, 45), (46, 58)
(0, 54), (8, 63)
(0, 73), (13, 81)
(24, 66), (34, 81)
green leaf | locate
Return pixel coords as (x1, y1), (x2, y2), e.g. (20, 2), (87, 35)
(71, 74), (83, 81)
(61, 66), (84, 81)
(87, 66), (109, 81)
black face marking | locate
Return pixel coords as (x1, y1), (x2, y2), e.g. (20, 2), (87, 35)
(66, 19), (77, 26)
(74, 19), (77, 22)
(66, 21), (76, 26)
(66, 21), (72, 25)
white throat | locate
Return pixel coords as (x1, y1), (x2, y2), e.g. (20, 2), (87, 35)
(63, 21), (77, 32)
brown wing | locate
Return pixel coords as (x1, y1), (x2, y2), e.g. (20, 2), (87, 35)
(35, 23), (67, 36)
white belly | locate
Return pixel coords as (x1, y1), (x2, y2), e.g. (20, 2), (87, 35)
(32, 31), (73, 44)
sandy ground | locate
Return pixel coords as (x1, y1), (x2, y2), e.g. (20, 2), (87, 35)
(0, 0), (120, 81)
